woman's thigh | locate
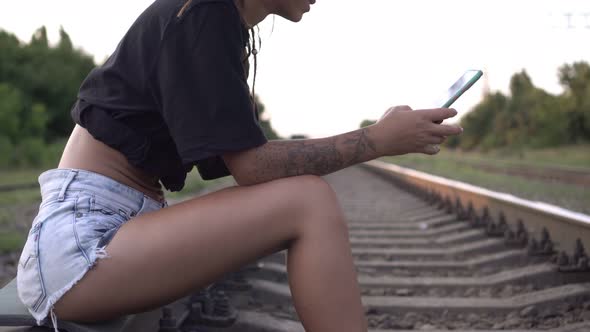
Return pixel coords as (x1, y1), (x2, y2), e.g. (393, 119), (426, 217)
(53, 175), (340, 322)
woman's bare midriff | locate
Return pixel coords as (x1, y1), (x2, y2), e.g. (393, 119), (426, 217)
(58, 125), (166, 203)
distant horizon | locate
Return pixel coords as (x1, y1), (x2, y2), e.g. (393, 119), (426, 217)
(1, 0), (588, 138)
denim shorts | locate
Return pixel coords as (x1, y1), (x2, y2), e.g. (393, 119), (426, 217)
(16, 168), (167, 330)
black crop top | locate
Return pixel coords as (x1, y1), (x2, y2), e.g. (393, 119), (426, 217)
(70, 0), (268, 192)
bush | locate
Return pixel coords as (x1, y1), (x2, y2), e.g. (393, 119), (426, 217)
(16, 137), (45, 167)
(0, 136), (14, 168)
(2, 137), (66, 169)
(42, 139), (66, 167)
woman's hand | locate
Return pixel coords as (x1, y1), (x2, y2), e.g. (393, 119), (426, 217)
(370, 105), (463, 156)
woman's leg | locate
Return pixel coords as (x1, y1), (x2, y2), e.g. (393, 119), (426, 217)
(53, 175), (367, 332)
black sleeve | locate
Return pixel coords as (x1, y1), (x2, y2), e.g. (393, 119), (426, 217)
(151, 0), (267, 179)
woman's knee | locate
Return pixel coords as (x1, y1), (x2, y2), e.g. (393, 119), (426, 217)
(283, 175), (340, 210)
(282, 175), (346, 232)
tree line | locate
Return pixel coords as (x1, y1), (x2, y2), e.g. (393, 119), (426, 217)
(450, 62), (590, 150)
(361, 61), (590, 151)
(0, 26), (278, 168)
(0, 26), (95, 167)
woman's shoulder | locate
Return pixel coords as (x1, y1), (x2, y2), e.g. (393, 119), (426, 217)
(134, 0), (235, 25)
(174, 0), (240, 21)
(153, 0), (237, 16)
(162, 0), (245, 42)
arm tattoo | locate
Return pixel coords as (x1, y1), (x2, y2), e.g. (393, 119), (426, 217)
(342, 127), (378, 165)
(284, 137), (344, 176)
(247, 127), (379, 184)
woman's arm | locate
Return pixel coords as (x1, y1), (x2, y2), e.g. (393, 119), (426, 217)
(224, 126), (379, 186)
(223, 106), (462, 186)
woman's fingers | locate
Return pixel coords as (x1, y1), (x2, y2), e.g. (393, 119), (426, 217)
(380, 105), (413, 121)
(422, 144), (440, 155)
(421, 136), (445, 155)
(421, 108), (458, 122)
(376, 105), (464, 157)
(425, 135), (445, 144)
(430, 123), (463, 136)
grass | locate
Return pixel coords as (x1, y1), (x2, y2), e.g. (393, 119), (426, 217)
(0, 169), (44, 187)
(0, 169), (43, 254)
(0, 169), (43, 207)
(0, 231), (25, 254)
(0, 206), (15, 228)
(382, 146), (590, 215)
(0, 188), (41, 206)
(460, 144), (590, 170)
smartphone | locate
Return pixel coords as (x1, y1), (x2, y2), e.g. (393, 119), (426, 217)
(434, 69), (483, 124)
(441, 70), (483, 108)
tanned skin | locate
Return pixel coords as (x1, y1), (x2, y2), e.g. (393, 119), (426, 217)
(243, 128), (378, 184)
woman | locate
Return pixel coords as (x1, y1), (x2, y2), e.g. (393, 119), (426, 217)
(16, 0), (463, 331)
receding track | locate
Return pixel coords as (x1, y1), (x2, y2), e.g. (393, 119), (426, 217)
(233, 164), (590, 331)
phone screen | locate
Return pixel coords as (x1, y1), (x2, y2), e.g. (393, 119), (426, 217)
(439, 70), (483, 108)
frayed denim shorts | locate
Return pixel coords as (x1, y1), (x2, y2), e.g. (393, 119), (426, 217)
(16, 168), (167, 330)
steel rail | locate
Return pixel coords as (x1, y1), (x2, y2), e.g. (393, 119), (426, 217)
(361, 160), (590, 269)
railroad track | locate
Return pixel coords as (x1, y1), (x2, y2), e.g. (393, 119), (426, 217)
(232, 162), (590, 331)
(1, 162), (589, 331)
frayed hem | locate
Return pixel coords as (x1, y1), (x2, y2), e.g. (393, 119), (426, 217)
(32, 249), (110, 328)
(95, 245), (111, 259)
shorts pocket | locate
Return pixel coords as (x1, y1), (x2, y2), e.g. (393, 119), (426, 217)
(73, 194), (130, 261)
(17, 222), (46, 311)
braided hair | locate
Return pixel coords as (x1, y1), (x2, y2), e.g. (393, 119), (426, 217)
(244, 25), (261, 119)
(236, 0), (262, 119)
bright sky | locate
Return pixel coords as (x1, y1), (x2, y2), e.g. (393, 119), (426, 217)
(1, 0), (589, 138)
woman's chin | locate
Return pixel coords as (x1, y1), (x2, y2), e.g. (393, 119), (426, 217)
(283, 12), (304, 22)
(293, 14), (304, 22)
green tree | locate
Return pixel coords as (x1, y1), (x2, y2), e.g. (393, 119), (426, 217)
(0, 136), (13, 167)
(254, 95), (280, 140)
(558, 61), (590, 142)
(30, 26), (48, 48)
(23, 103), (49, 138)
(16, 137), (45, 167)
(0, 83), (24, 142)
(58, 26), (73, 51)
(359, 119), (376, 128)
(0, 26), (95, 141)
(528, 92), (569, 147)
(0, 31), (21, 84)
(457, 67), (577, 150)
(504, 71), (537, 147)
(459, 92), (508, 150)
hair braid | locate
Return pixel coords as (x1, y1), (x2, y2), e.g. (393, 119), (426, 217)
(236, 0), (261, 119)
